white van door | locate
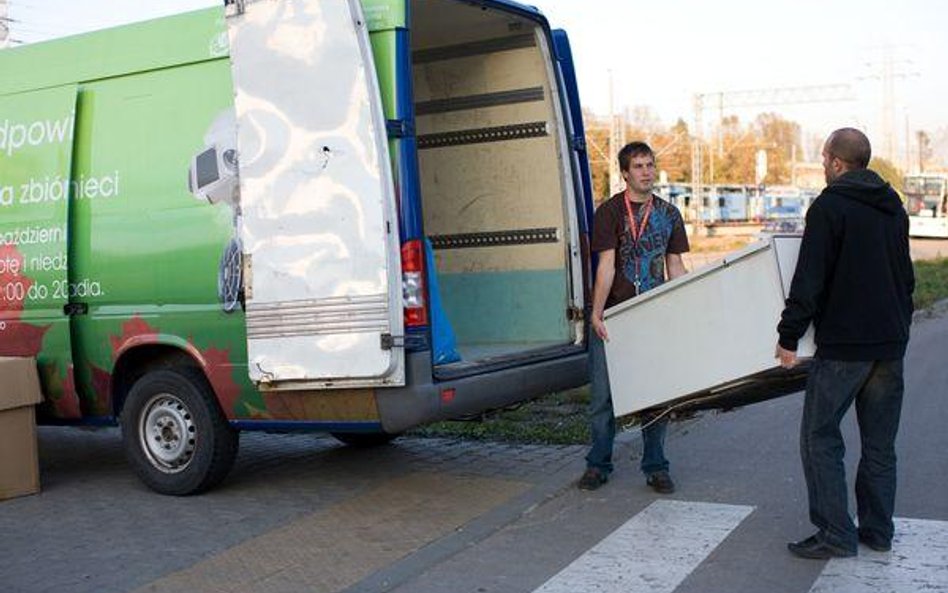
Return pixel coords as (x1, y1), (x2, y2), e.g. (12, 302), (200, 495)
(226, 0), (404, 389)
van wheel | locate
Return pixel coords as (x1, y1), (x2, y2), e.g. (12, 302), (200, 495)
(330, 432), (399, 448)
(121, 368), (239, 495)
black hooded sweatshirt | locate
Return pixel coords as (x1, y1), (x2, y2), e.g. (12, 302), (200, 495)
(778, 168), (915, 360)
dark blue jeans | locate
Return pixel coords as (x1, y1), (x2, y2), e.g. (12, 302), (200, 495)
(585, 331), (669, 476)
(800, 357), (905, 552)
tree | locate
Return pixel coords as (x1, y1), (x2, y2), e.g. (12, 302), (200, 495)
(653, 118), (691, 183)
(754, 113), (801, 185)
(583, 110), (613, 202)
(714, 115), (757, 184)
(869, 157), (903, 195)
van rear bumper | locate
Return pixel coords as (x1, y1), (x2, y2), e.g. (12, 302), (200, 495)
(376, 350), (589, 434)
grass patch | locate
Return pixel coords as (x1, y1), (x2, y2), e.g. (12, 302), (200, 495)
(407, 387), (591, 445)
(914, 257), (948, 311)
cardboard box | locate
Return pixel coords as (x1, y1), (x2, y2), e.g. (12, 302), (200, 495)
(0, 357), (43, 501)
(604, 235), (815, 417)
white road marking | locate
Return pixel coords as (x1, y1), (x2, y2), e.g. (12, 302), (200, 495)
(810, 518), (948, 593)
(532, 500), (754, 593)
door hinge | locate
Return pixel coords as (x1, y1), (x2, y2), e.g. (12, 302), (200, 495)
(380, 334), (405, 350)
(566, 306), (584, 321)
(386, 119), (414, 139)
(63, 302), (89, 316)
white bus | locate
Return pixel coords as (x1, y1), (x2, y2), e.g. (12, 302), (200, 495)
(905, 173), (948, 238)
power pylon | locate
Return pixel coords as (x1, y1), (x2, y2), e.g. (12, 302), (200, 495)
(862, 46), (915, 165)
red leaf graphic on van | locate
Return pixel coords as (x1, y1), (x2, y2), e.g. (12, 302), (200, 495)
(0, 244), (50, 356)
(90, 364), (113, 416)
(202, 346), (240, 419)
(109, 316), (160, 357)
(55, 365), (83, 418)
(0, 320), (51, 357)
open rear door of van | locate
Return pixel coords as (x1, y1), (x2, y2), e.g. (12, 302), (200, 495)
(226, 0), (404, 389)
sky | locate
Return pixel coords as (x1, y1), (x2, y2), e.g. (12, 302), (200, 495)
(7, 0), (947, 164)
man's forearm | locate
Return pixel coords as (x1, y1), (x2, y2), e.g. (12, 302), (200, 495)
(592, 267), (614, 319)
(666, 253), (687, 280)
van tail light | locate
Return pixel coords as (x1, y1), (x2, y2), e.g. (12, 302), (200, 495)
(401, 239), (428, 327)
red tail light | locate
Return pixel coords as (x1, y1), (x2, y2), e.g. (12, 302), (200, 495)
(401, 239), (428, 327)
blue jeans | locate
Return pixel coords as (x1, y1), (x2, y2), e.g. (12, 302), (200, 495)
(586, 331), (669, 476)
(800, 357), (904, 551)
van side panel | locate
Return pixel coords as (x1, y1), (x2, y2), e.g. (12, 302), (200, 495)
(0, 86), (81, 419)
(0, 9), (229, 97)
(68, 61), (264, 420)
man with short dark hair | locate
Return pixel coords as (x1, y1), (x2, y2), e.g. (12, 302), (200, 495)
(578, 141), (689, 493)
(777, 127), (914, 559)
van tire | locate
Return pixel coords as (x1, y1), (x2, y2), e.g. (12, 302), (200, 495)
(330, 432), (399, 448)
(121, 368), (239, 495)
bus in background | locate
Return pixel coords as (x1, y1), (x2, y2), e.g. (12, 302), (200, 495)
(905, 173), (948, 238)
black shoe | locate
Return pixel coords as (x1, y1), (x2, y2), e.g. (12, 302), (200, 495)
(787, 534), (856, 559)
(646, 470), (676, 494)
(858, 530), (892, 552)
(578, 468), (608, 491)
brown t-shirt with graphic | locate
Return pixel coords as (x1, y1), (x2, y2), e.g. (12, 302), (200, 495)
(592, 192), (690, 308)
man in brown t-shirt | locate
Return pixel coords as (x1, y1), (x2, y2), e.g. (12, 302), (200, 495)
(578, 141), (690, 493)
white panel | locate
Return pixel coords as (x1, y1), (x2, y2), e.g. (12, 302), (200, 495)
(533, 501), (753, 593)
(773, 235), (816, 348)
(604, 237), (815, 416)
(226, 0), (403, 387)
(810, 518), (948, 593)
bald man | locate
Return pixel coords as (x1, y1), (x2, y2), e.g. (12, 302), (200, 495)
(776, 128), (915, 559)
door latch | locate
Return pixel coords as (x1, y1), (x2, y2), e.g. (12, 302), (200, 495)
(380, 334), (405, 350)
(63, 302), (88, 316)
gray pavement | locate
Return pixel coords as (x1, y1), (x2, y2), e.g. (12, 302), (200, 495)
(1, 419), (640, 593)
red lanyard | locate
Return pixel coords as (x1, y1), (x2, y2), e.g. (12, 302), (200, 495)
(623, 190), (653, 293)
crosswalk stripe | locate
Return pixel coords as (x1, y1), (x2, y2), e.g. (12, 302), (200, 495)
(532, 500), (754, 593)
(809, 518), (948, 593)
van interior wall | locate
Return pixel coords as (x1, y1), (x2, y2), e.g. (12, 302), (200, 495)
(411, 1), (571, 361)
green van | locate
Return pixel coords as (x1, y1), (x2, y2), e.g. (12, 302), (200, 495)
(0, 0), (595, 494)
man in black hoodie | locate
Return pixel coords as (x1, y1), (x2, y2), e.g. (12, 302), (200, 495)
(776, 128), (914, 559)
